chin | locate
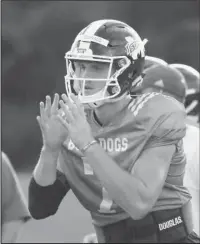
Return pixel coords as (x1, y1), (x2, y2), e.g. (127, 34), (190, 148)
(83, 103), (92, 110)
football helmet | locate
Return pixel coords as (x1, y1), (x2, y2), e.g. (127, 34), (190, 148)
(64, 19), (148, 108)
(137, 64), (187, 103)
(144, 56), (168, 71)
(170, 64), (200, 122)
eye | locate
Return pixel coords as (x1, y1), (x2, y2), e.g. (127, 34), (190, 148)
(91, 64), (101, 70)
(70, 61), (75, 71)
(80, 63), (86, 70)
(72, 61), (86, 71)
(91, 62), (109, 71)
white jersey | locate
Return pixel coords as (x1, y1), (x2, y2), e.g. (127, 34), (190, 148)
(183, 120), (199, 235)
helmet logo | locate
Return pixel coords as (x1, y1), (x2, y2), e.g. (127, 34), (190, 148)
(125, 36), (146, 59)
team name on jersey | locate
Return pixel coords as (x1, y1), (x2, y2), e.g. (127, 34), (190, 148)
(64, 137), (129, 154)
(158, 216), (183, 231)
(99, 138), (128, 152)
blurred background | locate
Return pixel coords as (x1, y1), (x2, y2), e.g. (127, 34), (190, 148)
(1, 0), (199, 242)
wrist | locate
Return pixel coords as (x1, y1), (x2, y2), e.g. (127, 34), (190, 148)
(80, 138), (98, 154)
(33, 146), (59, 186)
(42, 144), (61, 155)
(41, 145), (61, 163)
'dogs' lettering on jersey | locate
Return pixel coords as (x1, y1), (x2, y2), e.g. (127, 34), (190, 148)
(98, 138), (128, 152)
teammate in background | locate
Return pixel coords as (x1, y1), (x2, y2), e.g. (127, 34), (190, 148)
(129, 63), (200, 236)
(28, 19), (198, 243)
(169, 64), (200, 235)
(144, 56), (168, 70)
(1, 151), (31, 243)
(133, 63), (187, 103)
(182, 118), (199, 236)
(170, 64), (200, 125)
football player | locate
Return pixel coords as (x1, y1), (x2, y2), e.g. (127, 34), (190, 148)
(133, 63), (187, 103)
(170, 64), (200, 125)
(28, 19), (199, 243)
(170, 64), (200, 235)
(2, 152), (31, 243)
(144, 56), (168, 70)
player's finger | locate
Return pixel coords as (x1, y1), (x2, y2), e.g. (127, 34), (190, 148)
(61, 93), (68, 102)
(57, 114), (70, 130)
(51, 93), (59, 115)
(59, 100), (74, 123)
(45, 95), (51, 117)
(58, 108), (64, 116)
(40, 102), (48, 122)
(70, 93), (82, 108)
(61, 93), (74, 108)
(61, 94), (79, 117)
(62, 93), (84, 117)
(61, 93), (77, 111)
(36, 116), (44, 132)
(71, 93), (85, 117)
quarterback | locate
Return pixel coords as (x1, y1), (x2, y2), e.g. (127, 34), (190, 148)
(28, 20), (197, 243)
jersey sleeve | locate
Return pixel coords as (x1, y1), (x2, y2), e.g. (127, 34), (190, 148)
(130, 93), (187, 150)
(146, 111), (186, 148)
(2, 152), (31, 223)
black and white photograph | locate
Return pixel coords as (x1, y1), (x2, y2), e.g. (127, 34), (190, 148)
(1, 0), (199, 243)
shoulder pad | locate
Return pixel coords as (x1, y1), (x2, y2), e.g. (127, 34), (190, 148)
(129, 92), (185, 121)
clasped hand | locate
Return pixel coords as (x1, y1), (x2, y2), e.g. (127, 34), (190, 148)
(37, 93), (94, 151)
(57, 93), (94, 150)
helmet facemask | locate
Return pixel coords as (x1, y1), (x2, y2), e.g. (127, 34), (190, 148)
(65, 52), (132, 107)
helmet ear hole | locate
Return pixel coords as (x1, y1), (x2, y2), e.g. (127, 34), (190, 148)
(111, 86), (120, 94)
(117, 57), (145, 95)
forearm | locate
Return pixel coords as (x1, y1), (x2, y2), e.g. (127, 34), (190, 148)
(33, 146), (60, 186)
(28, 171), (69, 219)
(30, 147), (70, 219)
(84, 144), (148, 219)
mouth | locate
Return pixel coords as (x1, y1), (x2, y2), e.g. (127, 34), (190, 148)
(85, 86), (94, 90)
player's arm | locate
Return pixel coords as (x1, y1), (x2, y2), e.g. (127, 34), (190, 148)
(2, 217), (30, 243)
(28, 146), (71, 219)
(84, 142), (175, 220)
(84, 111), (185, 220)
(2, 152), (31, 242)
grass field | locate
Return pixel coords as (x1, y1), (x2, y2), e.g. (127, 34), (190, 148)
(15, 172), (95, 243)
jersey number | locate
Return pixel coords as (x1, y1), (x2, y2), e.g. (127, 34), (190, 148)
(82, 158), (116, 213)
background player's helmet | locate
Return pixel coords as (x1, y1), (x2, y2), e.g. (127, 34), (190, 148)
(137, 64), (187, 103)
(170, 64), (200, 122)
(144, 56), (168, 70)
(64, 19), (148, 108)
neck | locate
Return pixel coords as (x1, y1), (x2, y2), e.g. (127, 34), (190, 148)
(93, 96), (131, 127)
